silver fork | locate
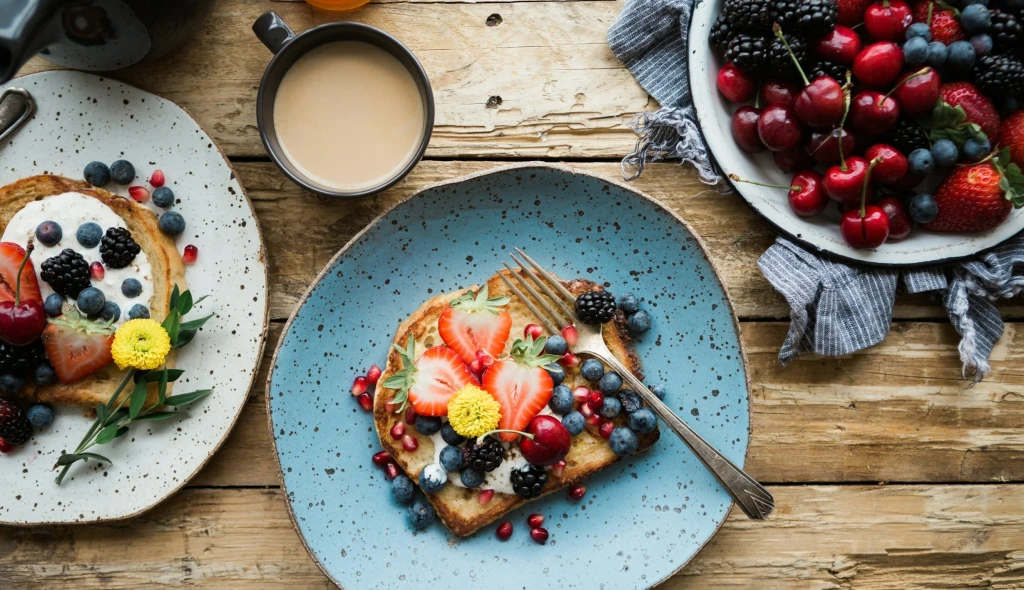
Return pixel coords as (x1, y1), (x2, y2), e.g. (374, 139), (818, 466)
(499, 248), (774, 520)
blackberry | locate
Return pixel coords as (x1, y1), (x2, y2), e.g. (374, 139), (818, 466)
(99, 227), (141, 269)
(709, 14), (735, 48)
(0, 399), (31, 446)
(574, 290), (617, 325)
(510, 464), (548, 499)
(990, 9), (1022, 56)
(885, 118), (931, 155)
(462, 436), (504, 472)
(767, 33), (810, 79)
(794, 0), (838, 36)
(810, 59), (849, 83)
(0, 340), (43, 378)
(773, 0), (802, 28)
(973, 54), (1024, 97)
(40, 249), (90, 298)
(722, 0), (775, 34)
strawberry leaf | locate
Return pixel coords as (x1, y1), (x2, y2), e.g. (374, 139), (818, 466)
(928, 103), (986, 148)
(992, 148), (1024, 208)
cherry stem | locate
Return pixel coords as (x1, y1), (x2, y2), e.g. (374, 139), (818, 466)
(13, 243), (32, 307)
(773, 23), (810, 86)
(882, 68), (931, 102)
(837, 75), (853, 169)
(729, 174), (800, 192)
(860, 156), (884, 218)
(479, 428), (534, 441)
(927, 1), (934, 26)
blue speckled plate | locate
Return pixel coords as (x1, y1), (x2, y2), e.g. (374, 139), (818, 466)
(267, 163), (750, 589)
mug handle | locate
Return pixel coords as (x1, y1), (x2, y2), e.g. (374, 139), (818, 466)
(253, 11), (296, 55)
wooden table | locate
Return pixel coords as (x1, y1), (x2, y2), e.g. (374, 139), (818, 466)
(6, 1), (1024, 588)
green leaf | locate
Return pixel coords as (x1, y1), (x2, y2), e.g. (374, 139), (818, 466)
(162, 309), (181, 346)
(163, 389), (213, 406)
(95, 423), (122, 445)
(144, 369), (185, 383)
(104, 408), (129, 427)
(930, 101), (966, 130)
(134, 411), (181, 421)
(178, 290), (193, 315)
(173, 329), (197, 350)
(128, 379), (149, 420)
(79, 452), (111, 464)
(169, 284), (180, 312)
(158, 367), (169, 404)
(115, 426), (129, 438)
(95, 403), (107, 423)
(56, 454), (82, 466)
(180, 313), (214, 332)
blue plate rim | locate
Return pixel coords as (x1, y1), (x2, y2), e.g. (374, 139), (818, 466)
(265, 161), (753, 588)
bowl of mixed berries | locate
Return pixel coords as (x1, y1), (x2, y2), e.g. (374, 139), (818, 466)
(690, 0), (1024, 265)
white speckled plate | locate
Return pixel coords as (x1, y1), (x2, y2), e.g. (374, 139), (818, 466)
(0, 70), (268, 525)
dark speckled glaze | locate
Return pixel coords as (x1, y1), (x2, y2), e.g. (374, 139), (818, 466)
(267, 164), (750, 589)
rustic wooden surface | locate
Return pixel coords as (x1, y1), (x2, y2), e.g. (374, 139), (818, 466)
(5, 0), (1023, 588)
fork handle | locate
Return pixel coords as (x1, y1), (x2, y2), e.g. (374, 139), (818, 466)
(597, 353), (775, 520)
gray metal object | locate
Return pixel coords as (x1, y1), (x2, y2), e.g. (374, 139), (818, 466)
(0, 87), (34, 144)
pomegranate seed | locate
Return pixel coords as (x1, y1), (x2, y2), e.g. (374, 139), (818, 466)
(561, 325), (578, 346)
(552, 460), (566, 477)
(524, 323), (544, 339)
(579, 401), (595, 418)
(568, 484), (586, 501)
(526, 513), (545, 528)
(372, 451), (392, 466)
(586, 413), (601, 427)
(572, 386), (591, 403)
(0, 436), (12, 453)
(366, 365), (382, 385)
(476, 349), (495, 367)
(404, 407), (417, 424)
(468, 359), (484, 375)
(149, 169), (165, 187)
(530, 527), (549, 544)
(351, 376), (368, 396)
(384, 462), (400, 480)
(478, 489), (495, 504)
(182, 245), (198, 265)
(385, 402), (398, 413)
(588, 391), (604, 410)
(402, 434), (419, 452)
(128, 185), (150, 202)
(89, 261), (105, 280)
(560, 351), (580, 367)
(599, 420), (615, 439)
(356, 392), (372, 411)
(496, 521), (513, 541)
(390, 422), (406, 440)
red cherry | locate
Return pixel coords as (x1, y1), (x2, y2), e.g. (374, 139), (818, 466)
(864, 144), (908, 185)
(841, 206), (891, 248)
(717, 62), (756, 103)
(892, 67), (941, 115)
(849, 90), (900, 135)
(823, 156), (871, 203)
(759, 79), (801, 107)
(806, 128), (856, 163)
(774, 146), (816, 173)
(519, 415), (571, 466)
(852, 42), (904, 87)
(877, 196), (913, 240)
(732, 106), (766, 153)
(864, 0), (913, 41)
(814, 26), (862, 64)
(787, 170), (828, 217)
(793, 77), (846, 130)
(757, 104), (803, 151)
(0, 245), (46, 346)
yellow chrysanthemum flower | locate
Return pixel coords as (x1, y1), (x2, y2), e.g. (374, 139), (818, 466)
(111, 319), (172, 370)
(447, 384), (501, 438)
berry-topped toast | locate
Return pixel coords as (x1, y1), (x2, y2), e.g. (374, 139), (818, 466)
(374, 269), (659, 537)
(0, 175), (185, 406)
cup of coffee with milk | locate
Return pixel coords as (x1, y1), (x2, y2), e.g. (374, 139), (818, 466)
(253, 12), (433, 197)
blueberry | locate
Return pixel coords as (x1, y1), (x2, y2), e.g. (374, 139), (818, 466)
(26, 404), (54, 429)
(76, 222), (103, 248)
(906, 22), (932, 40)
(909, 193), (939, 224)
(627, 408), (658, 433)
(158, 211), (186, 236)
(0, 374), (24, 394)
(391, 475), (415, 505)
(549, 384), (574, 414)
(440, 445), (464, 472)
(543, 334), (567, 356)
(152, 186), (175, 208)
(44, 293), (65, 317)
(406, 498), (436, 530)
(926, 41), (948, 68)
(440, 422), (465, 446)
(963, 137), (991, 162)
(580, 358), (604, 381)
(616, 292), (640, 314)
(964, 0), (989, 5)
(903, 36), (930, 67)
(121, 278), (143, 298)
(543, 362), (565, 386)
(109, 159), (135, 185)
(649, 384), (667, 400)
(418, 463), (447, 494)
(414, 415), (442, 436)
(460, 468), (484, 488)
(960, 3), (991, 33)
(128, 304), (150, 319)
(931, 139), (959, 167)
(561, 410), (585, 436)
(970, 33), (993, 56)
(99, 301), (120, 323)
(35, 221), (62, 246)
(34, 362), (57, 386)
(76, 287), (106, 316)
(946, 40), (976, 71)
(608, 427), (640, 456)
(599, 397), (622, 418)
(627, 310), (651, 335)
(619, 390), (643, 413)
(908, 148), (935, 176)
(598, 371), (622, 394)
(83, 161), (111, 187)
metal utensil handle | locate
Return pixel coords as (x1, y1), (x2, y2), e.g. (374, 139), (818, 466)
(0, 88), (33, 144)
(599, 353), (775, 520)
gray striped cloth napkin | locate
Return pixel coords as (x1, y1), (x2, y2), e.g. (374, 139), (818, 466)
(608, 0), (1024, 380)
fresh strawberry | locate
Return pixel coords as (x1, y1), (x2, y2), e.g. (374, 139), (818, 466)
(926, 162), (1014, 232)
(1000, 110), (1024, 168)
(437, 285), (512, 364)
(41, 307), (115, 383)
(482, 336), (561, 442)
(939, 83), (1001, 144)
(381, 337), (476, 416)
(838, 0), (874, 25)
(912, 1), (964, 44)
(0, 243), (42, 304)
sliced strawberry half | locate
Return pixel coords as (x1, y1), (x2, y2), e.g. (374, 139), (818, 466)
(438, 285), (513, 364)
(482, 336), (561, 442)
(0, 243), (42, 304)
(41, 307), (115, 383)
(382, 337), (476, 416)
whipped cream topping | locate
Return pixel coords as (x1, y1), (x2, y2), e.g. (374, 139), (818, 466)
(1, 192), (154, 326)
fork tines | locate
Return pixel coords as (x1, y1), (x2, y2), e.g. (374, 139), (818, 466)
(498, 249), (576, 334)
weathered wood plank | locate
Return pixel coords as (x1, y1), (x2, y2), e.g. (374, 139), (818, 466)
(2, 485), (1021, 589)
(17, 0), (646, 159)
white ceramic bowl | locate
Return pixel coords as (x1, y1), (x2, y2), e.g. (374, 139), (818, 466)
(688, 0), (1024, 267)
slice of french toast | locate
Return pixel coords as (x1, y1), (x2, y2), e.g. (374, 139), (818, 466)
(0, 175), (186, 406)
(374, 269), (659, 537)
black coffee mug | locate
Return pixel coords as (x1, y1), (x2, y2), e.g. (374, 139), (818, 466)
(252, 11), (434, 198)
